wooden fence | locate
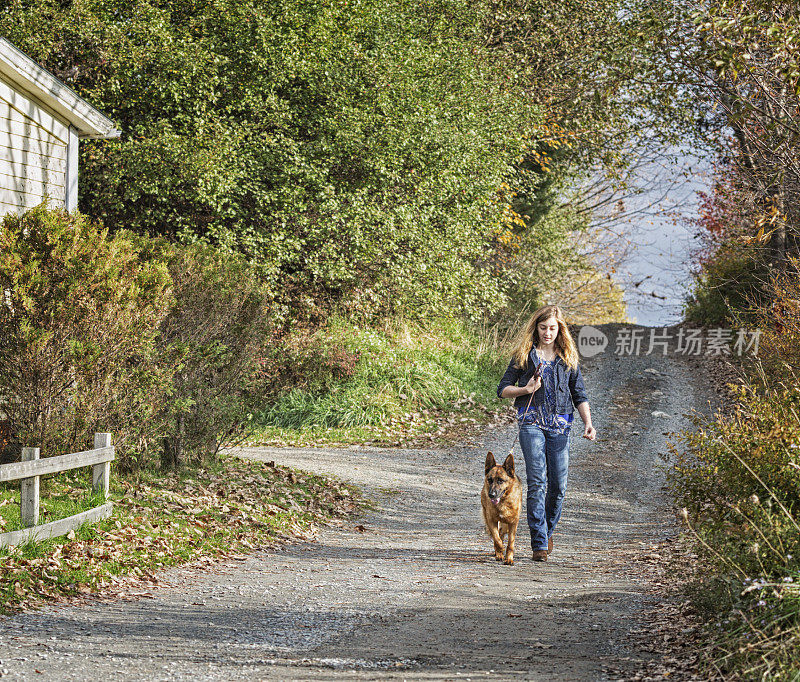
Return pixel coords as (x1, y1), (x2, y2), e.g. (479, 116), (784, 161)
(0, 433), (115, 548)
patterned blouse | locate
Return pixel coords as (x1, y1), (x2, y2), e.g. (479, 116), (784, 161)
(517, 353), (574, 435)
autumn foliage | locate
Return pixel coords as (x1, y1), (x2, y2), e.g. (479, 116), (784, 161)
(0, 207), (273, 471)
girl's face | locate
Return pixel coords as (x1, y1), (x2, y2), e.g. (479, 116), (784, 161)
(537, 316), (559, 345)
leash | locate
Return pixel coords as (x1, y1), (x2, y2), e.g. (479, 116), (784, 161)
(505, 362), (540, 458)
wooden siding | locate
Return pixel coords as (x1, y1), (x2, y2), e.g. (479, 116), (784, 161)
(0, 79), (70, 142)
(0, 186), (64, 209)
(0, 73), (69, 216)
(0, 164), (63, 188)
(0, 142), (65, 173)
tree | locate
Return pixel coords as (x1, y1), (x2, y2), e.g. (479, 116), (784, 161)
(0, 0), (539, 322)
(647, 0), (800, 273)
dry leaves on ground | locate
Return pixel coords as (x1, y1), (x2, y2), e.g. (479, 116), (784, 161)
(0, 457), (362, 613)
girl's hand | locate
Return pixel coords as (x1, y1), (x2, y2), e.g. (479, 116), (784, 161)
(525, 375), (541, 394)
(583, 424), (596, 440)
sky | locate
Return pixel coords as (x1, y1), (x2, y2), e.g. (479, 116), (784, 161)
(610, 148), (711, 326)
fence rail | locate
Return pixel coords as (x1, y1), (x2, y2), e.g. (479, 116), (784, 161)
(0, 433), (114, 548)
(0, 446), (115, 482)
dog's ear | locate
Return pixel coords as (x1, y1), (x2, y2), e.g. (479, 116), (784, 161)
(502, 453), (515, 477)
(485, 451), (497, 475)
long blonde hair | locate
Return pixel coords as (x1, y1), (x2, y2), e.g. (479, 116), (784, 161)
(510, 304), (579, 371)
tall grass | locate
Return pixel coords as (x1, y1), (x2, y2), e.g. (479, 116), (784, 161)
(259, 317), (507, 431)
(668, 264), (800, 678)
(669, 383), (800, 678)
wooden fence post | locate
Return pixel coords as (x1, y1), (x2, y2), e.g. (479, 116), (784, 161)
(20, 446), (40, 527)
(92, 433), (111, 499)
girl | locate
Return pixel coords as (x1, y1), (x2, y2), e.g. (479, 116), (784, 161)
(496, 305), (596, 562)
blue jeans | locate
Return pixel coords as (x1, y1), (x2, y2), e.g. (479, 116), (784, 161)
(518, 423), (570, 551)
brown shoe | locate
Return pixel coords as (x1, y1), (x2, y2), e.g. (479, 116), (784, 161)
(547, 536), (554, 554)
(532, 550), (548, 562)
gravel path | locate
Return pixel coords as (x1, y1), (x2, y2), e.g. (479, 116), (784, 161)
(0, 324), (720, 681)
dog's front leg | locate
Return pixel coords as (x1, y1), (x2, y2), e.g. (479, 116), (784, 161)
(487, 521), (504, 561)
(504, 522), (517, 565)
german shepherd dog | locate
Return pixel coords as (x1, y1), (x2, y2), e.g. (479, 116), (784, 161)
(481, 451), (522, 565)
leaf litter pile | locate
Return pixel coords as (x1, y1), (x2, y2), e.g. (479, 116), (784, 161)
(0, 456), (361, 613)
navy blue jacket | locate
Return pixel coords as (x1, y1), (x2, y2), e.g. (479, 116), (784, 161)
(496, 350), (589, 415)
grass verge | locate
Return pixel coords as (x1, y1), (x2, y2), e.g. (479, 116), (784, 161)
(0, 468), (108, 533)
(0, 455), (362, 614)
(251, 317), (513, 447)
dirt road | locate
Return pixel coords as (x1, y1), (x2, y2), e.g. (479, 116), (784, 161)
(0, 324), (719, 680)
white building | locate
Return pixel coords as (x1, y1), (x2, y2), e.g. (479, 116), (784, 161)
(0, 38), (119, 217)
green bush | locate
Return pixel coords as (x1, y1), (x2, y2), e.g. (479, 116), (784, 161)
(259, 317), (505, 429)
(0, 0), (538, 322)
(156, 242), (275, 467)
(670, 204), (800, 677)
(683, 240), (771, 327)
(668, 379), (800, 677)
(669, 384), (800, 572)
(0, 206), (277, 472)
(0, 205), (173, 463)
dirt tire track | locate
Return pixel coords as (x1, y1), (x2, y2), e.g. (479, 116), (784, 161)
(0, 324), (719, 681)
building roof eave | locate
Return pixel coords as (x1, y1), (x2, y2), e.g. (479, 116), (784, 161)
(0, 38), (120, 140)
